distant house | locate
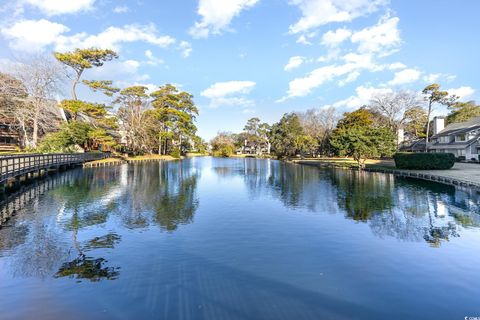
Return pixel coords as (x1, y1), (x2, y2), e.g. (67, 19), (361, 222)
(428, 116), (480, 161)
(0, 103), (67, 151)
(0, 118), (20, 152)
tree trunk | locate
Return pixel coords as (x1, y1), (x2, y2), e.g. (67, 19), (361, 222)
(32, 100), (40, 147)
(158, 135), (162, 155)
(71, 70), (83, 100)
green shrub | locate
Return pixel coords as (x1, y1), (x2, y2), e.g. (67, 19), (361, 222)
(393, 152), (455, 170)
(170, 147), (181, 159)
(212, 145), (234, 157)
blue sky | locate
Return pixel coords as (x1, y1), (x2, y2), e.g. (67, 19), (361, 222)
(0, 0), (478, 140)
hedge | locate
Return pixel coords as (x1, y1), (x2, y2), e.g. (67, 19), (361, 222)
(393, 152), (455, 170)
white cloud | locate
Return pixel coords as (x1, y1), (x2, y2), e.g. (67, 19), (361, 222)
(113, 5), (129, 13)
(351, 14), (401, 56)
(284, 56), (305, 71)
(23, 0), (95, 15)
(321, 27), (351, 47)
(1, 19), (69, 51)
(201, 80), (256, 107)
(189, 0), (259, 38)
(280, 52), (385, 100)
(423, 73), (456, 83)
(178, 41), (192, 58)
(387, 68), (421, 86)
(281, 64), (354, 99)
(388, 62), (407, 70)
(338, 71), (360, 86)
(288, 0), (386, 34)
(201, 80), (255, 98)
(296, 35), (312, 45)
(334, 85), (393, 109)
(447, 86), (475, 100)
(56, 24), (176, 51)
(85, 59), (151, 84)
(2, 20), (180, 53)
(144, 50), (164, 66)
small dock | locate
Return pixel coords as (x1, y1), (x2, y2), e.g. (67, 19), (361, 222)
(0, 153), (108, 193)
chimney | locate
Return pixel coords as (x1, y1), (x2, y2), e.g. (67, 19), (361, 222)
(397, 128), (405, 145)
(433, 117), (445, 135)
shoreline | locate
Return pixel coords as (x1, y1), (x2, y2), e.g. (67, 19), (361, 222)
(294, 159), (480, 191)
(83, 155), (182, 167)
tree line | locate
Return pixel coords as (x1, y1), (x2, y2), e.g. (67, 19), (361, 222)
(211, 83), (479, 167)
(0, 48), (204, 156)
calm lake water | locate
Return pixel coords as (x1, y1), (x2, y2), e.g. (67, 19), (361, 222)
(0, 157), (479, 319)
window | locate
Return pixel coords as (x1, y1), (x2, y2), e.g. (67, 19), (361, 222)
(0, 136), (17, 145)
(439, 136), (450, 143)
(456, 134), (466, 142)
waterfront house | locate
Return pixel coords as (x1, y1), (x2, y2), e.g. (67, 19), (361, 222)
(0, 118), (20, 152)
(428, 116), (480, 161)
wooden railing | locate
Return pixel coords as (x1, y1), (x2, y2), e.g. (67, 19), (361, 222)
(0, 152), (109, 185)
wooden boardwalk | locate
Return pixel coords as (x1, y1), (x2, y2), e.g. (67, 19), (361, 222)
(0, 153), (108, 190)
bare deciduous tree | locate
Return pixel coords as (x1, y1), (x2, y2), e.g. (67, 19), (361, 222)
(297, 107), (338, 156)
(12, 55), (65, 147)
(115, 86), (151, 154)
(370, 90), (421, 131)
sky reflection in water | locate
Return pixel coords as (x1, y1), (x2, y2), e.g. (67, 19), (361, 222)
(0, 157), (479, 320)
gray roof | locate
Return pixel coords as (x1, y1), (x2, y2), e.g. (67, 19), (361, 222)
(433, 117), (480, 137)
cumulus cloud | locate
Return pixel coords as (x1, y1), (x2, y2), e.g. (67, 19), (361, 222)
(1, 20), (178, 53)
(338, 71), (360, 86)
(280, 12), (405, 100)
(86, 59), (151, 84)
(387, 68), (421, 86)
(202, 80), (255, 98)
(56, 24), (176, 51)
(423, 73), (456, 83)
(23, 0), (95, 15)
(189, 0), (259, 38)
(351, 14), (401, 56)
(288, 0), (386, 34)
(296, 34), (312, 45)
(1, 19), (69, 51)
(334, 85), (393, 109)
(388, 62), (407, 70)
(280, 52), (385, 100)
(321, 27), (352, 47)
(178, 41), (192, 58)
(284, 56), (305, 71)
(144, 50), (164, 66)
(201, 80), (256, 107)
(447, 86), (475, 100)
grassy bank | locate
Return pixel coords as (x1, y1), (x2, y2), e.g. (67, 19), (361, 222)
(86, 154), (179, 166)
(127, 154), (178, 161)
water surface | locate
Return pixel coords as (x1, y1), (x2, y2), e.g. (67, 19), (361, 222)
(0, 157), (479, 319)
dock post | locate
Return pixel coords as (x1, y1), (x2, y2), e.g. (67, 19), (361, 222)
(14, 177), (21, 188)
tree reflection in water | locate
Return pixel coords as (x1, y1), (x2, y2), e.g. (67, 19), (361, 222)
(0, 161), (200, 280)
(328, 169), (478, 246)
(55, 232), (121, 282)
(237, 158), (480, 247)
(118, 161), (199, 231)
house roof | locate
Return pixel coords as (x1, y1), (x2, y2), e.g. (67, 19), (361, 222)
(433, 117), (480, 137)
(399, 139), (426, 151)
